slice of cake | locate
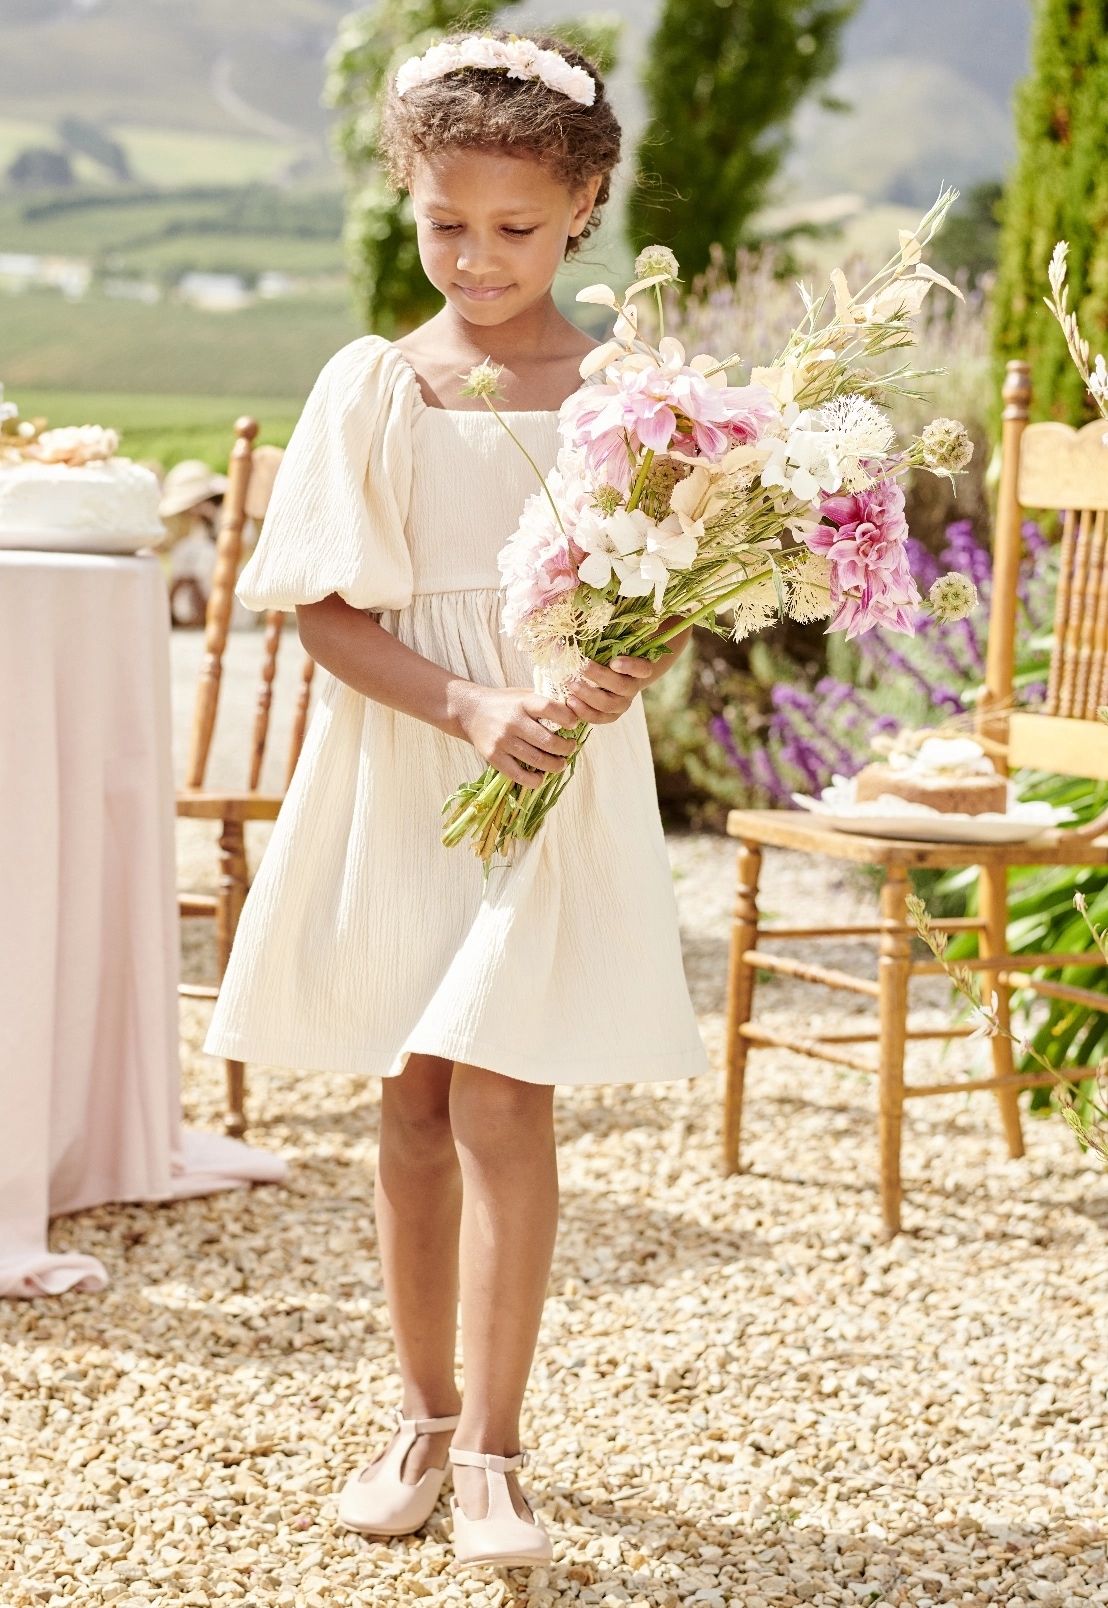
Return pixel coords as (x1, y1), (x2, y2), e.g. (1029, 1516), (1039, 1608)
(854, 737), (1008, 816)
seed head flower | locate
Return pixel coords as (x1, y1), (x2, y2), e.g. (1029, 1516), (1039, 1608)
(927, 572), (978, 623)
(460, 360), (504, 400)
(634, 244), (680, 284)
(920, 417), (974, 475)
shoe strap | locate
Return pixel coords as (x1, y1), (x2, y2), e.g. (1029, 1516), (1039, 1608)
(449, 1447), (528, 1473)
(394, 1409), (461, 1435)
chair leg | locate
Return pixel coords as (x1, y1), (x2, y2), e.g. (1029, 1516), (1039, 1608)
(217, 817), (249, 1139)
(723, 843), (762, 1176)
(978, 863), (1025, 1159)
(878, 869), (911, 1238)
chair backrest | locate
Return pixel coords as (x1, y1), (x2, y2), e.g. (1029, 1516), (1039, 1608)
(182, 416), (316, 794)
(980, 361), (1108, 779)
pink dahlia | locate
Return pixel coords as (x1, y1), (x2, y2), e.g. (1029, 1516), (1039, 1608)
(498, 490), (579, 635)
(562, 370), (776, 490)
(804, 479), (919, 639)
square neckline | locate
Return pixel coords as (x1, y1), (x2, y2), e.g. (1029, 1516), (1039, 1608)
(392, 345), (561, 418)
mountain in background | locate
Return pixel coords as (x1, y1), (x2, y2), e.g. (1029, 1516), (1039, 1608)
(0, 0), (1031, 202)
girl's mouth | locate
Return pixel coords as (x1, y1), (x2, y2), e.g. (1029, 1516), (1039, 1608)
(457, 284), (513, 301)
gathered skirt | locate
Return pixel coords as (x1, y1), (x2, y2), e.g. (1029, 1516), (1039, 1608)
(205, 588), (708, 1086)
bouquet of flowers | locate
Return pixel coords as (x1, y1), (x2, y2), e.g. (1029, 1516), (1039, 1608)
(443, 190), (980, 863)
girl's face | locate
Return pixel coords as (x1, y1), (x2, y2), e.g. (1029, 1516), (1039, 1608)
(409, 148), (601, 328)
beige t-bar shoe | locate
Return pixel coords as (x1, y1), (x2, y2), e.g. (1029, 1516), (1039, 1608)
(448, 1447), (553, 1568)
(337, 1410), (460, 1537)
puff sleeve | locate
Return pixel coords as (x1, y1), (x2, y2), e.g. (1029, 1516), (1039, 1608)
(236, 335), (419, 612)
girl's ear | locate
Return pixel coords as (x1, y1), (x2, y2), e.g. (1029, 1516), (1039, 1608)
(568, 174), (604, 239)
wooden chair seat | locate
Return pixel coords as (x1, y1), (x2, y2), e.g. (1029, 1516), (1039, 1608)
(723, 809), (1108, 868)
(722, 363), (1108, 1236)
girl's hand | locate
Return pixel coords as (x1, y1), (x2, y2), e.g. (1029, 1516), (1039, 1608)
(567, 629), (692, 726)
(457, 686), (577, 789)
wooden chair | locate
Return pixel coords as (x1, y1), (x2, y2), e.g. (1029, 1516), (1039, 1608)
(177, 418), (316, 1137)
(723, 360), (1108, 1236)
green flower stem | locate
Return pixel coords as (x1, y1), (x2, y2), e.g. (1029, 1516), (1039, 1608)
(655, 284), (665, 341)
(625, 448), (655, 513)
(481, 398), (566, 535)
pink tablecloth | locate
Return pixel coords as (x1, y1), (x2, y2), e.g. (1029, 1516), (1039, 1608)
(0, 551), (285, 1298)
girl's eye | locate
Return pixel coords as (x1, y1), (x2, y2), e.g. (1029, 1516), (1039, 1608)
(429, 222), (462, 233)
(504, 227), (538, 238)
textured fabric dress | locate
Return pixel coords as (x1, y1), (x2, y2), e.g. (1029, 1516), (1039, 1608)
(205, 336), (708, 1087)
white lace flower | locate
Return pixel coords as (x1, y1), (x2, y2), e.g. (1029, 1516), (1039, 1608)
(816, 394), (895, 490)
(786, 553), (834, 622)
(730, 571), (779, 640)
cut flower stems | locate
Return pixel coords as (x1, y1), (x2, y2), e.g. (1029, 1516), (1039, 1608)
(444, 191), (982, 864)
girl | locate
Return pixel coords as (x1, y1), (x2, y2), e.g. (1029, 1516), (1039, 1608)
(206, 31), (707, 1569)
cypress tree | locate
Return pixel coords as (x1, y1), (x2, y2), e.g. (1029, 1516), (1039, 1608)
(993, 0), (1108, 423)
(627, 0), (856, 281)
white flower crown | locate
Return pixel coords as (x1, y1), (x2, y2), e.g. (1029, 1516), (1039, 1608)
(394, 34), (596, 108)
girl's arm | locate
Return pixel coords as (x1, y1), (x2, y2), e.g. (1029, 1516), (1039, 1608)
(296, 594), (577, 790)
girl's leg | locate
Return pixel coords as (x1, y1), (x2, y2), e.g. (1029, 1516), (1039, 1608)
(374, 1052), (463, 1481)
(449, 1063), (559, 1519)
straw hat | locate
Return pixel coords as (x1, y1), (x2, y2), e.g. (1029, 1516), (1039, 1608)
(158, 459), (228, 519)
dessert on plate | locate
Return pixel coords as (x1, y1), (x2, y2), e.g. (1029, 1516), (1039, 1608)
(853, 736), (1008, 816)
(0, 388), (164, 552)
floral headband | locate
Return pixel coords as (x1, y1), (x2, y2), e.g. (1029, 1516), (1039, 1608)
(394, 35), (596, 108)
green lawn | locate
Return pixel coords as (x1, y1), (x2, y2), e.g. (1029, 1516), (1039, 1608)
(0, 289), (361, 397)
(16, 390), (306, 471)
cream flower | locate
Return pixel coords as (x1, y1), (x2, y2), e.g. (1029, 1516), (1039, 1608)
(395, 35), (596, 106)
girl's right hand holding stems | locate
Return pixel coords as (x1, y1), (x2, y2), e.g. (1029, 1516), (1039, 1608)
(452, 684), (576, 790)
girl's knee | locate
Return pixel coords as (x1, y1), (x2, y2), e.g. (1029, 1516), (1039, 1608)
(452, 1065), (554, 1146)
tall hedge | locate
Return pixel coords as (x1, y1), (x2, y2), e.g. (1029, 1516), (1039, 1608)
(627, 0), (856, 281)
(993, 0), (1108, 423)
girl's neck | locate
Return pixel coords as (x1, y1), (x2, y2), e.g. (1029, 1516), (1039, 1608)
(433, 294), (573, 365)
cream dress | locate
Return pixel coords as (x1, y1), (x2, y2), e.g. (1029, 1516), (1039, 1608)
(205, 336), (707, 1086)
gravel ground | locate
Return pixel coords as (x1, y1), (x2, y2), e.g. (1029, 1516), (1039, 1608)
(4, 635), (1107, 1608)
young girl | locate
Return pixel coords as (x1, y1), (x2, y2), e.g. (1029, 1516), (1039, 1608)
(206, 31), (707, 1569)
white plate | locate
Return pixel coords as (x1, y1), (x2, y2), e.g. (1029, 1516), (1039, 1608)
(817, 813), (1058, 844)
(0, 527), (163, 554)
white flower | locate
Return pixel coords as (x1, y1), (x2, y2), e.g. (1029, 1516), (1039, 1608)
(1090, 354), (1108, 403)
(816, 394), (895, 490)
(760, 417), (843, 502)
(863, 277), (931, 322)
(920, 416), (974, 474)
(730, 571), (779, 640)
(395, 35), (595, 105)
(927, 572), (978, 623)
(786, 553), (834, 622)
(634, 244), (680, 283)
(576, 507), (696, 611)
(968, 992), (1001, 1042)
(460, 359), (503, 399)
(576, 283), (618, 308)
(32, 425), (118, 465)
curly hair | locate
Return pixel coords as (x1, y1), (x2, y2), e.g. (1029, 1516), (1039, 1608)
(380, 30), (622, 256)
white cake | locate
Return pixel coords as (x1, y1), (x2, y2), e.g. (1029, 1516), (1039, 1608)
(0, 427), (165, 553)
